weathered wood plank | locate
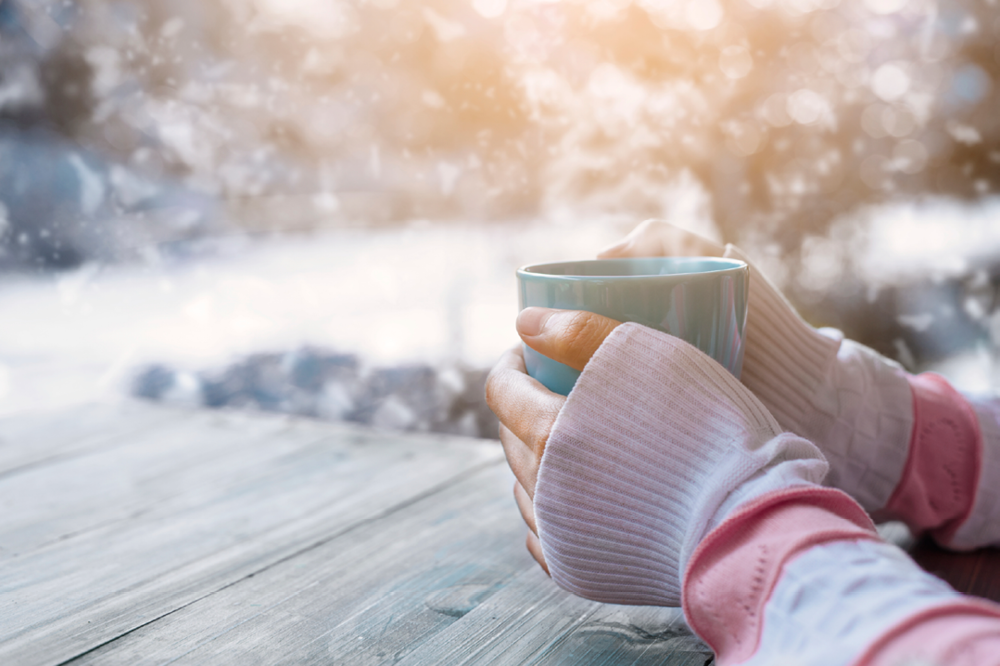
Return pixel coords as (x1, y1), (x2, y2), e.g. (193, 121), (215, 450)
(0, 408), (341, 557)
(66, 462), (710, 666)
(909, 539), (1000, 603)
(0, 401), (177, 477)
(0, 405), (504, 666)
(400, 572), (709, 666)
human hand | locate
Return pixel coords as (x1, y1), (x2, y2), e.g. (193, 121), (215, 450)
(598, 219), (921, 523)
(485, 307), (622, 573)
(515, 319), (825, 607)
(598, 219), (724, 259)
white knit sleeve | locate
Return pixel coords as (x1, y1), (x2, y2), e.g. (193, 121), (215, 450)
(723, 244), (914, 514)
(532, 322), (827, 607)
(948, 393), (1000, 549)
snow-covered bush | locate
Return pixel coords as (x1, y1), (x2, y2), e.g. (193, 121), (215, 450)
(132, 348), (498, 438)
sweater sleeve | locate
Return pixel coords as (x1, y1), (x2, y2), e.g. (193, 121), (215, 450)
(942, 392), (1000, 550)
(531, 321), (1000, 665)
(532, 322), (829, 607)
(723, 243), (1000, 551)
(684, 485), (1000, 666)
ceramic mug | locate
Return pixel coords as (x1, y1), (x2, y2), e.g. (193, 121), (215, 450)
(516, 257), (749, 395)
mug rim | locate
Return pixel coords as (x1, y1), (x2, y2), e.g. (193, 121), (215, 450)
(517, 256), (747, 279)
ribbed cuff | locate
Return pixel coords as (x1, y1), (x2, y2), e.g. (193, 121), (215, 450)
(723, 245), (913, 513)
(881, 373), (981, 546)
(949, 395), (1000, 550)
(683, 487), (878, 664)
(533, 322), (827, 607)
(723, 244), (842, 434)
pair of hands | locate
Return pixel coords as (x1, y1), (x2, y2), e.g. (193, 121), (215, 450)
(484, 221), (725, 572)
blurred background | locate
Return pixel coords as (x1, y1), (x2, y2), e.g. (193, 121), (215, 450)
(2, 0), (999, 436)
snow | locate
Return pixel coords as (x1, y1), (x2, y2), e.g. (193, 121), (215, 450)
(853, 197), (1000, 286)
(0, 220), (626, 417)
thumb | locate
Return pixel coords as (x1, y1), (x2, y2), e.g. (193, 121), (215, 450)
(517, 308), (622, 372)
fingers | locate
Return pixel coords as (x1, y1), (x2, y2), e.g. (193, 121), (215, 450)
(598, 219), (725, 259)
(500, 424), (540, 497)
(483, 344), (558, 581)
(526, 531), (549, 575)
(486, 346), (564, 458)
(518, 483), (547, 575)
(514, 481), (537, 533)
(517, 308), (621, 373)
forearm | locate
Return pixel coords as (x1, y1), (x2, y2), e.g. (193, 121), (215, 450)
(941, 392), (1000, 549)
(533, 322), (828, 607)
(724, 244), (1000, 550)
(533, 323), (1000, 665)
(686, 485), (1000, 666)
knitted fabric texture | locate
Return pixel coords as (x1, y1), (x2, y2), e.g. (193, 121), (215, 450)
(741, 539), (964, 666)
(882, 372), (981, 545)
(950, 394), (1000, 549)
(532, 322), (827, 607)
(723, 244), (914, 513)
(858, 601), (1000, 666)
(683, 487), (879, 664)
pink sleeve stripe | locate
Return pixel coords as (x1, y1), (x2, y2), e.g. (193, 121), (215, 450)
(682, 486), (878, 665)
(853, 599), (1000, 666)
(882, 373), (982, 545)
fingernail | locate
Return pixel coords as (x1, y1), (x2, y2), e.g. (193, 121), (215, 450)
(517, 307), (551, 337)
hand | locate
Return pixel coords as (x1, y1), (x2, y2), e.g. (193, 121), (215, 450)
(598, 219), (724, 259)
(601, 219), (920, 524)
(485, 307), (622, 573)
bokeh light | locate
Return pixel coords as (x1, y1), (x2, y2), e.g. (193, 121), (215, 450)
(4, 0), (1000, 416)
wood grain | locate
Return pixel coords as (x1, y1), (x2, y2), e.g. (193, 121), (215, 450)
(909, 540), (1000, 603)
(0, 404), (506, 666)
(0, 401), (176, 477)
(65, 456), (710, 665)
(13, 400), (1000, 666)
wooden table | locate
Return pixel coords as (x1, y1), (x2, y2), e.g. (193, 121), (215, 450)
(1, 403), (711, 665)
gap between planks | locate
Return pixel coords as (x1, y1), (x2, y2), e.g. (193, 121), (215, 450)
(63, 460), (710, 666)
(0, 403), (505, 666)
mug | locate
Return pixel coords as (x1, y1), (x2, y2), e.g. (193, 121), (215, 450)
(516, 257), (748, 395)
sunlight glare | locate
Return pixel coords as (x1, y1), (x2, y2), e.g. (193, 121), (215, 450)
(720, 46), (753, 79)
(686, 0), (722, 31)
(872, 63), (911, 101)
(252, 0), (357, 38)
(473, 0), (508, 19)
(865, 0), (908, 15)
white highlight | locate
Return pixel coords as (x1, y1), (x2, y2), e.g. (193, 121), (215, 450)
(473, 0), (507, 19)
(719, 46), (753, 79)
(68, 154), (105, 216)
(686, 0), (722, 31)
(864, 0), (908, 14)
(872, 63), (911, 101)
(786, 89), (828, 125)
(252, 0), (358, 39)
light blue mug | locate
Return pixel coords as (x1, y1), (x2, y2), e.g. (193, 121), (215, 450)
(517, 257), (749, 395)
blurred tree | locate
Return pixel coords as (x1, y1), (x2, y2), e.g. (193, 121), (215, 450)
(511, 0), (1000, 252)
(26, 0), (541, 224)
(3, 0), (1000, 251)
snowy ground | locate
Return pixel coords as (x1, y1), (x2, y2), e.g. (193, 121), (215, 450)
(2, 200), (999, 424)
(0, 220), (630, 418)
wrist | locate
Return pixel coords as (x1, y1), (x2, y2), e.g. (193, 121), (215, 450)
(683, 486), (880, 664)
(724, 244), (914, 514)
(722, 244), (842, 432)
(683, 485), (1000, 666)
(533, 322), (827, 607)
